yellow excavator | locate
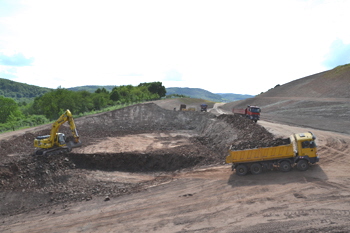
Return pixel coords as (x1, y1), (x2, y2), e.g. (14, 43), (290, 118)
(34, 109), (82, 156)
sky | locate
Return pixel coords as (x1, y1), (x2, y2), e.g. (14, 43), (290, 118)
(0, 0), (350, 95)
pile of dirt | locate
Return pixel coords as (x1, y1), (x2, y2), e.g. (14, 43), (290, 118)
(212, 114), (290, 150)
(230, 137), (290, 150)
(0, 133), (37, 158)
(0, 103), (279, 216)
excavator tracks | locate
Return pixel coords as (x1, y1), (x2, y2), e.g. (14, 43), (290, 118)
(35, 147), (71, 156)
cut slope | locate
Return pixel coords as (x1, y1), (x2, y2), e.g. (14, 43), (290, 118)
(221, 64), (350, 134)
(260, 63), (350, 98)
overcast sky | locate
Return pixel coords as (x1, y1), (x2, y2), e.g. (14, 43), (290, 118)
(0, 0), (350, 95)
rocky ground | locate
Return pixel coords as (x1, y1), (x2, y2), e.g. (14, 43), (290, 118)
(0, 103), (280, 217)
(1, 102), (350, 232)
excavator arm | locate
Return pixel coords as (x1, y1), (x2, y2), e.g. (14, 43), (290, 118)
(50, 109), (80, 144)
(63, 110), (81, 148)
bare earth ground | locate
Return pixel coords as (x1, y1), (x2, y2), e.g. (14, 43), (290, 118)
(1, 102), (350, 232)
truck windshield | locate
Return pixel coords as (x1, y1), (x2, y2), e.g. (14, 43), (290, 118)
(250, 108), (261, 113)
(302, 140), (317, 148)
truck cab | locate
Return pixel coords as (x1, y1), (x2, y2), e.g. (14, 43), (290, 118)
(291, 132), (318, 165)
(246, 106), (261, 122)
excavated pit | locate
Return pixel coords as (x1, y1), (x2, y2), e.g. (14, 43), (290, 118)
(0, 103), (285, 216)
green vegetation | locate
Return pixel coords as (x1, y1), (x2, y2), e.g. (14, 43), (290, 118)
(0, 78), (255, 133)
(0, 82), (166, 132)
(0, 78), (51, 101)
(165, 94), (190, 98)
(68, 85), (115, 93)
(333, 63), (350, 73)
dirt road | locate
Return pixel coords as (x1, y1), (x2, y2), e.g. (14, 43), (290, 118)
(2, 119), (350, 232)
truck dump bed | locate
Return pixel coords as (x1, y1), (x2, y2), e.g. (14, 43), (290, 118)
(226, 144), (294, 164)
(232, 108), (245, 114)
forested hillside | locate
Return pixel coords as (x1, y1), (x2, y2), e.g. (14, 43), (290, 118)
(0, 78), (51, 100)
(0, 78), (252, 103)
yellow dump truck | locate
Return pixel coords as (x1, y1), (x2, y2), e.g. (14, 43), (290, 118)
(226, 132), (319, 175)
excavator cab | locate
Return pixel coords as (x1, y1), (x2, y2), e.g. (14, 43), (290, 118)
(57, 133), (67, 146)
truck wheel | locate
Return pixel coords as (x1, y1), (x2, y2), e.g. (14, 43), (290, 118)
(279, 161), (291, 172)
(250, 163), (262, 175)
(297, 160), (309, 171)
(236, 164), (248, 176)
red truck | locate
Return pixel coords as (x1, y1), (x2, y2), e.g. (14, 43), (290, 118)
(200, 104), (208, 112)
(232, 105), (261, 122)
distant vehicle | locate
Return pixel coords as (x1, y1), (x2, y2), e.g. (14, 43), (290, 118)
(226, 132), (319, 176)
(179, 104), (196, 111)
(180, 104), (186, 111)
(34, 109), (82, 156)
(200, 104), (208, 112)
(232, 105), (261, 122)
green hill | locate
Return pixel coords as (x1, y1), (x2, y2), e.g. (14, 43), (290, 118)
(67, 85), (116, 92)
(0, 78), (51, 101)
(68, 86), (254, 102)
(0, 79), (253, 103)
(215, 93), (254, 102)
(166, 87), (253, 102)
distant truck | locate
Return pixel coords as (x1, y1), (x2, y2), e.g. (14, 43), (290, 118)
(180, 104), (187, 111)
(200, 104), (208, 112)
(226, 132), (319, 176)
(179, 104), (196, 111)
(232, 105), (261, 122)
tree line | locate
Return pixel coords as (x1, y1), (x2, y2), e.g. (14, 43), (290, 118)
(0, 82), (166, 132)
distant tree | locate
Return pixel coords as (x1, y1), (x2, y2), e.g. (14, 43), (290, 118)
(139, 82), (166, 98)
(101, 87), (109, 94)
(0, 96), (22, 123)
(31, 87), (77, 119)
(92, 93), (109, 110)
(110, 88), (121, 101)
(7, 112), (17, 131)
(166, 94), (189, 98)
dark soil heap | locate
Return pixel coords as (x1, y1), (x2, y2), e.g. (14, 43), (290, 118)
(216, 114), (289, 150)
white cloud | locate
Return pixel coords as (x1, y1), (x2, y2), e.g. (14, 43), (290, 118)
(0, 0), (350, 95)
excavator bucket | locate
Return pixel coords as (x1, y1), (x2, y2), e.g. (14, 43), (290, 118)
(66, 140), (82, 149)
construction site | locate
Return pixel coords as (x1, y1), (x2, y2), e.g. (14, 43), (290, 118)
(1, 68), (350, 232)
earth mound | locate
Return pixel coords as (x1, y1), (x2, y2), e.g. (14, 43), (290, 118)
(0, 103), (281, 216)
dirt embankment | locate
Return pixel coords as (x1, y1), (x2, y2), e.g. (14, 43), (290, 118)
(1, 101), (350, 232)
(0, 103), (280, 217)
(218, 65), (350, 134)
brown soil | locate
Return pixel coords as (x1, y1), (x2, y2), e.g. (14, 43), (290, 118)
(1, 101), (350, 232)
(220, 66), (350, 135)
